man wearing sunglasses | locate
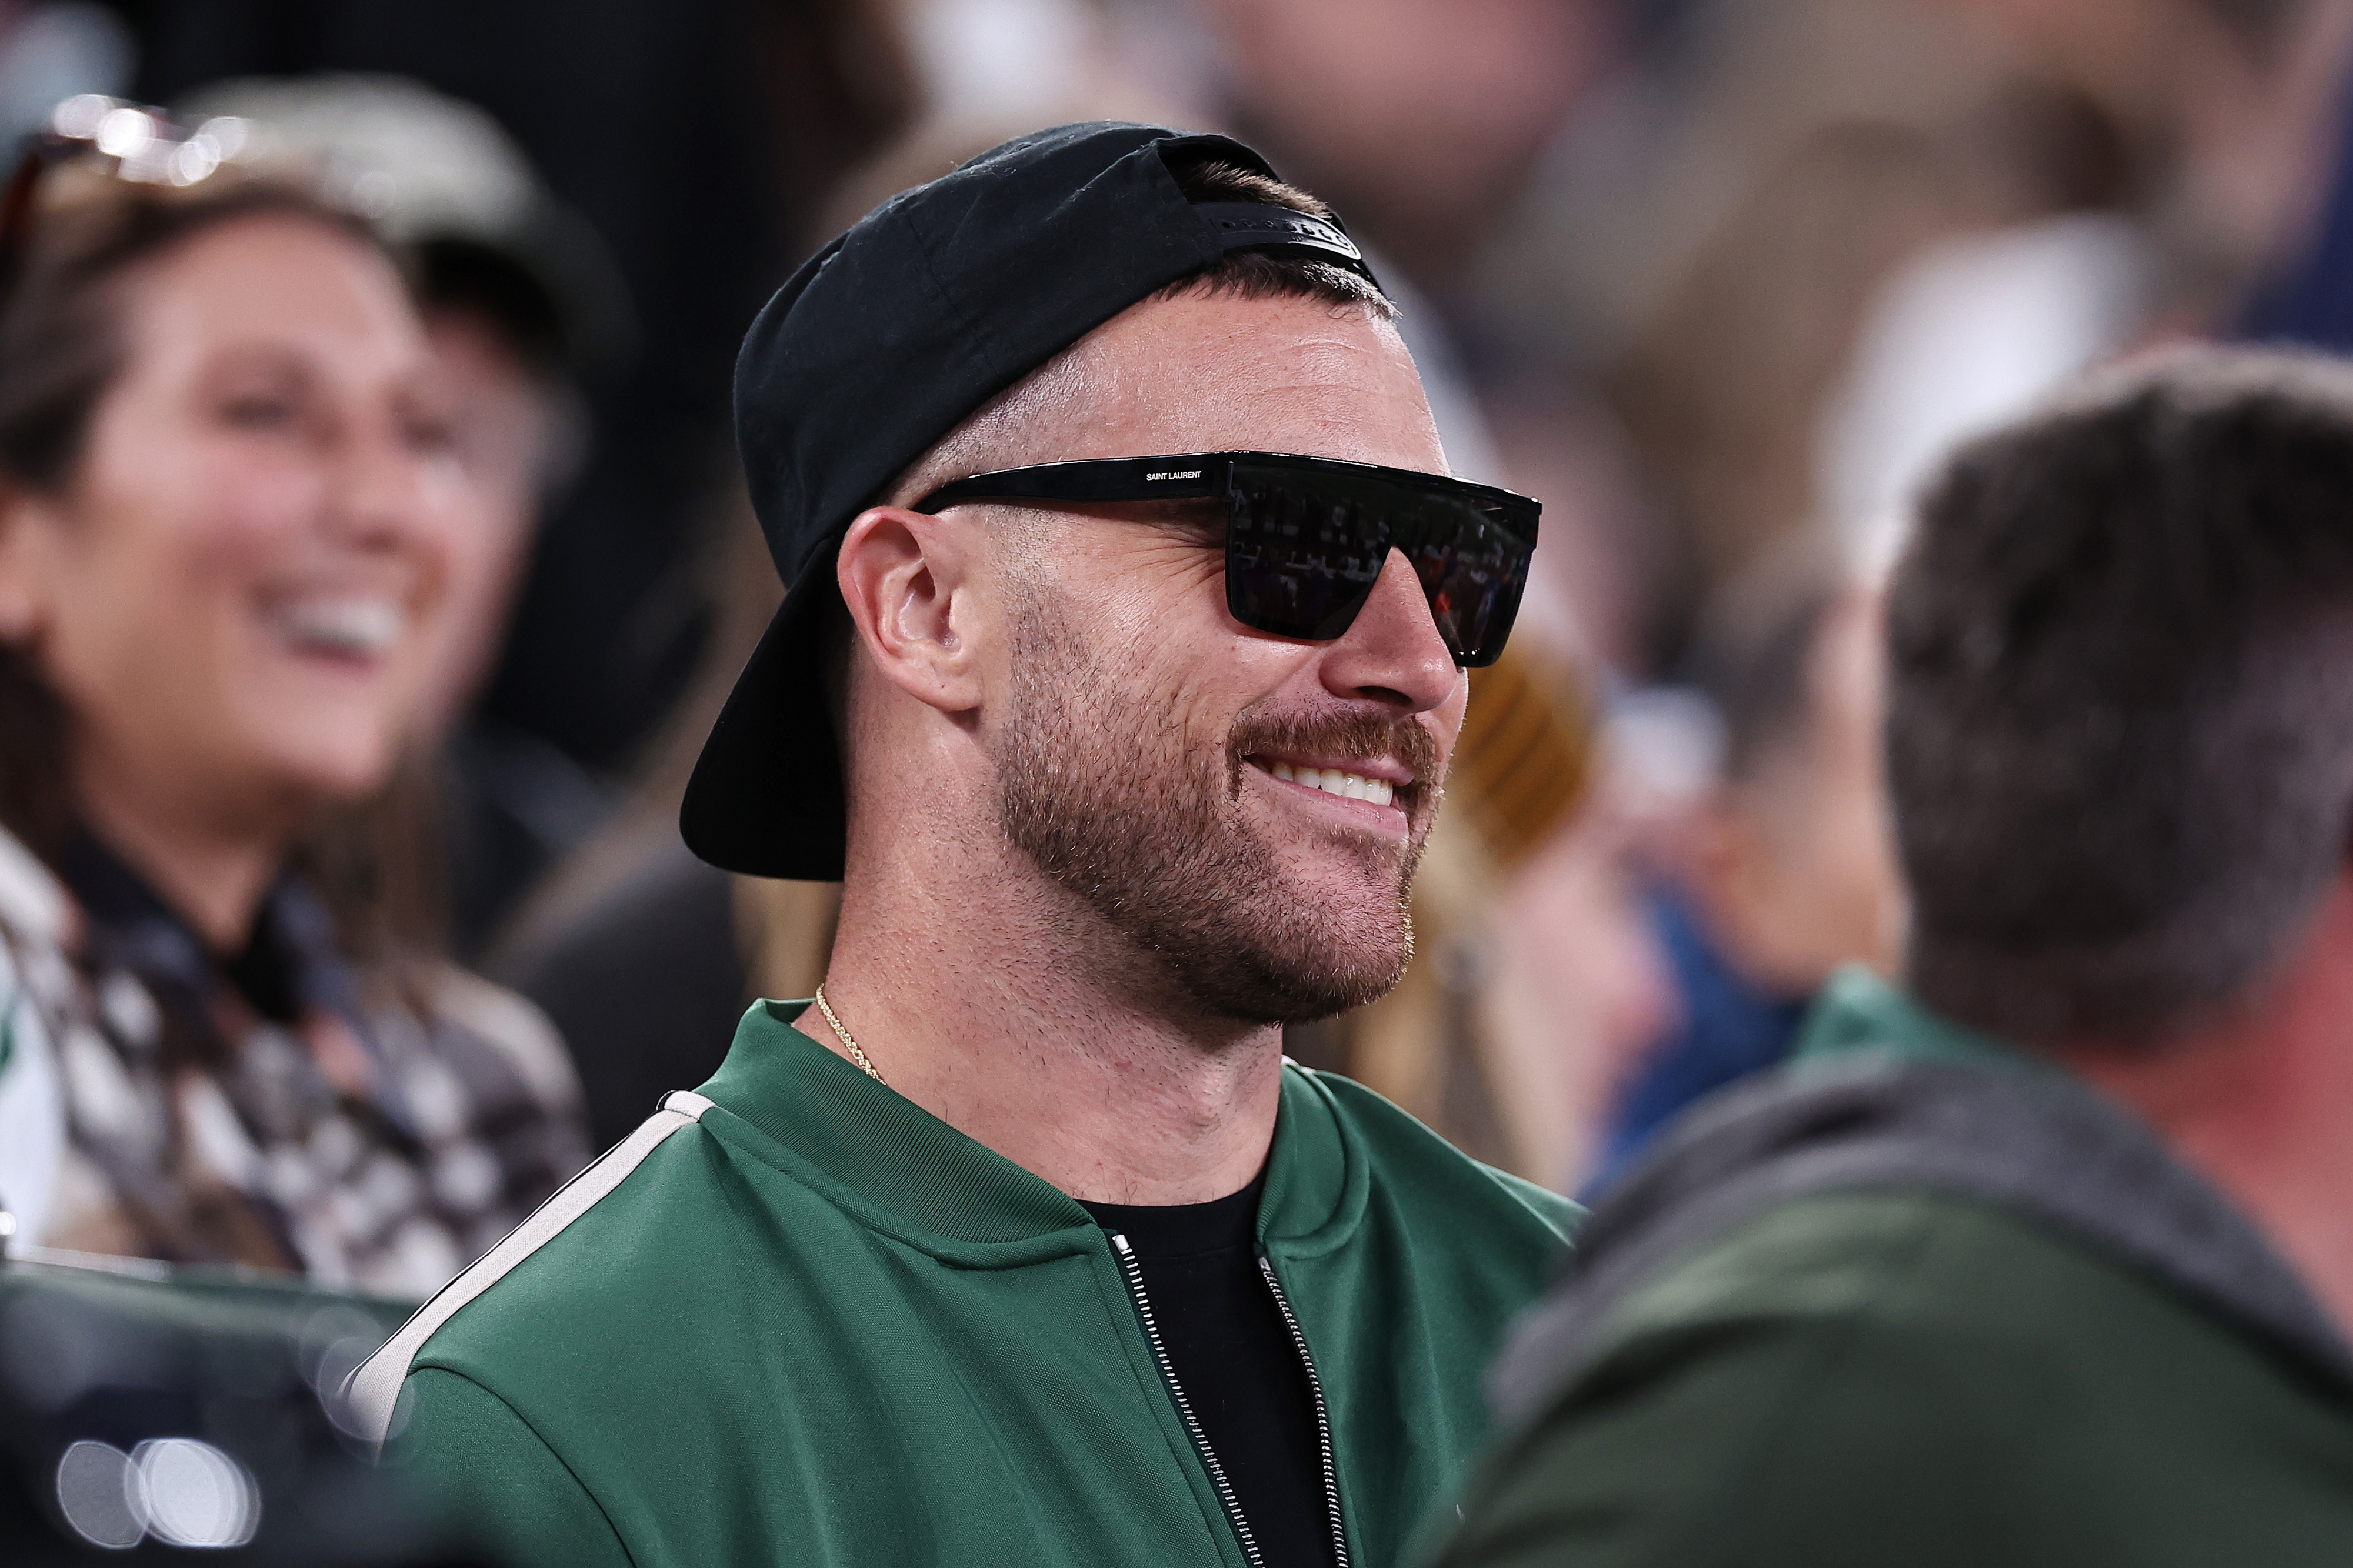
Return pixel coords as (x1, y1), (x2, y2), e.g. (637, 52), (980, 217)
(349, 122), (1575, 1568)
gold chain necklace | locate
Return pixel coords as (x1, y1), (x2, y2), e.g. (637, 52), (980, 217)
(812, 984), (885, 1085)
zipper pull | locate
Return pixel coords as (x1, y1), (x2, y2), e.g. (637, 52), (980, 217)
(1112, 1232), (1134, 1256)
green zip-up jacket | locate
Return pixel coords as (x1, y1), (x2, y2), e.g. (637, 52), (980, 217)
(348, 1000), (1577, 1567)
(1431, 969), (2353, 1568)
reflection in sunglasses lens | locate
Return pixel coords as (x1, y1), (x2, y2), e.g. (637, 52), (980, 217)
(1224, 467), (1531, 665)
(1229, 477), (1384, 642)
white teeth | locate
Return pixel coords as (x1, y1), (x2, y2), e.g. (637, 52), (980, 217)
(273, 598), (405, 656)
(1257, 760), (1399, 809)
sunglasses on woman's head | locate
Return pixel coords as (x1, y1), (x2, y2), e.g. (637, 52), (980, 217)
(914, 451), (1541, 668)
(0, 96), (252, 288)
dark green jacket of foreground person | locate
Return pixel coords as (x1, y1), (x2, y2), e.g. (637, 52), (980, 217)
(1434, 968), (2353, 1568)
(345, 1000), (1576, 1567)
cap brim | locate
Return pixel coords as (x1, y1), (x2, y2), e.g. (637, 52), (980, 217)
(679, 571), (846, 880)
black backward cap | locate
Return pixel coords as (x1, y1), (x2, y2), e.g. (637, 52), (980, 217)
(685, 122), (1318, 879)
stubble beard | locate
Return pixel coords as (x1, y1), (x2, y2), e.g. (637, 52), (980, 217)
(993, 602), (1435, 1026)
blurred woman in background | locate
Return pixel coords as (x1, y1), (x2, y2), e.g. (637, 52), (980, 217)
(0, 125), (585, 1299)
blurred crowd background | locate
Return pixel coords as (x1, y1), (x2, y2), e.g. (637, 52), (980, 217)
(11, 0), (2353, 1198)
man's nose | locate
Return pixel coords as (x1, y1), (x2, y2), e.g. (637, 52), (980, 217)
(1318, 547), (1459, 714)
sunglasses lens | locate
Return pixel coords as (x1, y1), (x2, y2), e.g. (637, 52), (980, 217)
(1225, 472), (1390, 642)
(1403, 509), (1532, 668)
(1224, 465), (1534, 666)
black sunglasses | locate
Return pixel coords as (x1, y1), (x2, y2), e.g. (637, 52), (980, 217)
(915, 451), (1540, 668)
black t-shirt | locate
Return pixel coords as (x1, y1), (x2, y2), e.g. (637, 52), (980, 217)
(1081, 1176), (1337, 1568)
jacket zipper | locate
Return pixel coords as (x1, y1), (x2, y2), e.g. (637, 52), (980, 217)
(1109, 1232), (1267, 1568)
(1258, 1255), (1352, 1568)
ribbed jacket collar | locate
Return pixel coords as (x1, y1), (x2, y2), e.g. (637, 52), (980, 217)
(694, 999), (1364, 1265)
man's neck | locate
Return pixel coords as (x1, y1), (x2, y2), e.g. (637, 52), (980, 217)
(798, 863), (1287, 1206)
(2061, 884), (2353, 1337)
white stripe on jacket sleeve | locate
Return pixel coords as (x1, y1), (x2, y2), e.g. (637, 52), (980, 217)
(341, 1089), (716, 1452)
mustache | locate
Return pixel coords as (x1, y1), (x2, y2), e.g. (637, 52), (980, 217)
(1227, 708), (1444, 800)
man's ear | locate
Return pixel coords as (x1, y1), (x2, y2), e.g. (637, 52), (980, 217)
(835, 503), (989, 717)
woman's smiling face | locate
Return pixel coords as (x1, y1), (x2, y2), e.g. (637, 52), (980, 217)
(0, 211), (470, 835)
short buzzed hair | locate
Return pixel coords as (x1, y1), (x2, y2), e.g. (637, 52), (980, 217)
(1889, 346), (2353, 1045)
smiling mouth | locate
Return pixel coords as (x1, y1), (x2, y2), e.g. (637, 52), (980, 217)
(265, 596), (407, 662)
(1249, 756), (1403, 810)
